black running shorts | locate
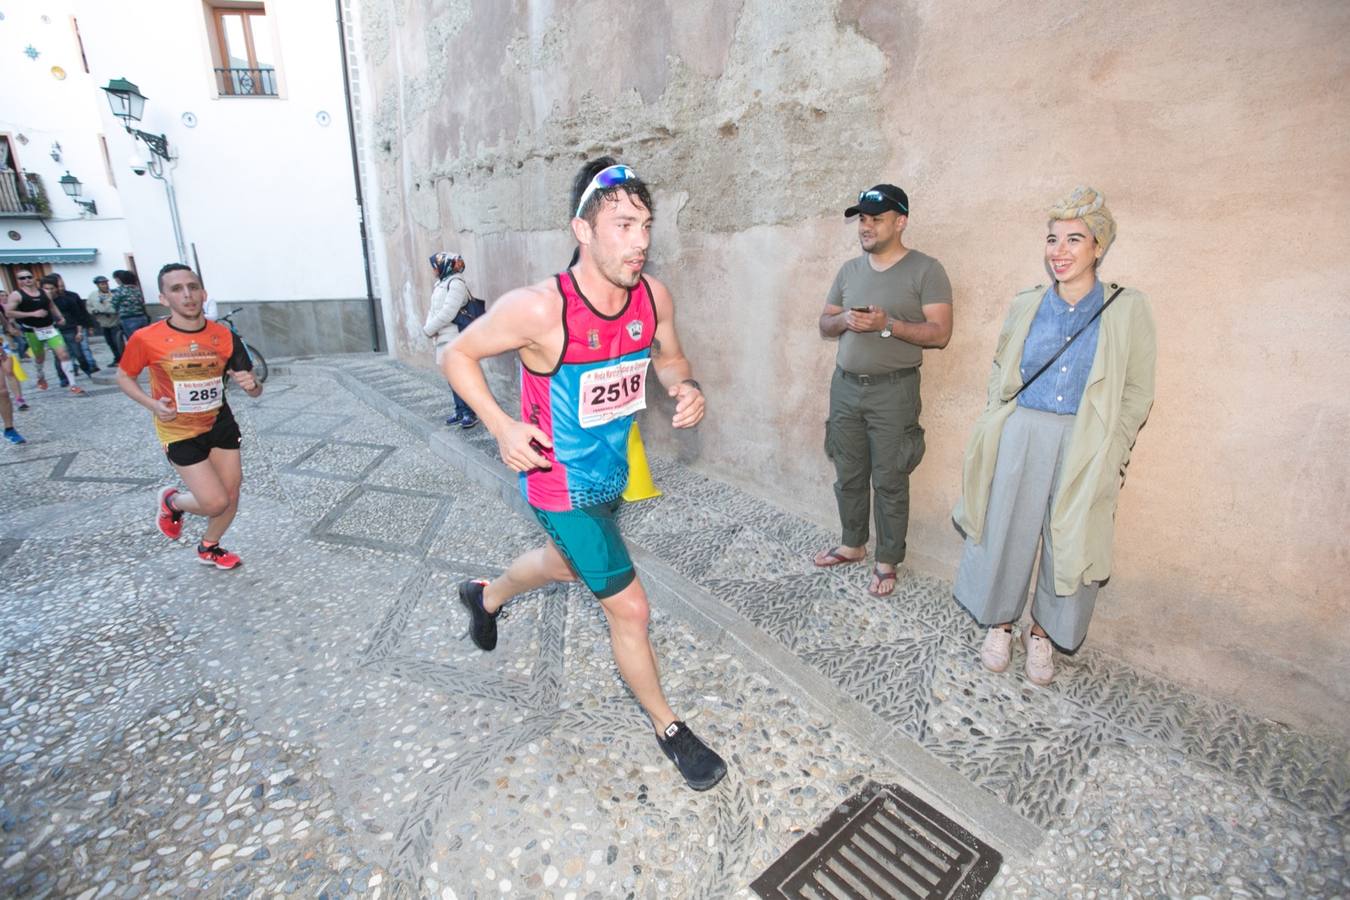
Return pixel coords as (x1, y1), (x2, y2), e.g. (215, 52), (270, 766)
(164, 406), (242, 467)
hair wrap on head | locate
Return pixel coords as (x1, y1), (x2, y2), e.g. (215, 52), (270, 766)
(1048, 186), (1116, 257)
(429, 252), (464, 281)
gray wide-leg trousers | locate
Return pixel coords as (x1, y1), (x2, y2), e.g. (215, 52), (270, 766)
(954, 405), (1099, 651)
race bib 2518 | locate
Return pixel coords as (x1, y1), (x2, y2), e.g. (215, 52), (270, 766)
(577, 358), (648, 428)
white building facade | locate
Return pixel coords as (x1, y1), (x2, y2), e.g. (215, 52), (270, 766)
(0, 5), (134, 295)
(1, 0), (384, 357)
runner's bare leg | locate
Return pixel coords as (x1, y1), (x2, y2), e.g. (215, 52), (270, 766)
(168, 447), (242, 542)
(482, 541), (575, 613)
(598, 578), (677, 731)
(480, 542), (676, 728)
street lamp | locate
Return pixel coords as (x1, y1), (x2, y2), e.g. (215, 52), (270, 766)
(58, 171), (97, 215)
(101, 77), (171, 162)
(99, 76), (186, 262)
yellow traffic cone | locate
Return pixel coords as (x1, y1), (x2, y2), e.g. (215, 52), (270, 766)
(11, 354), (27, 383)
(622, 421), (661, 502)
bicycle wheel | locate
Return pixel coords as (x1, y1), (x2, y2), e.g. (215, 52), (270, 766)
(245, 343), (269, 383)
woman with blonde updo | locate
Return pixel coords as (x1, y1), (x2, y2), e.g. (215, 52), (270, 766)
(951, 187), (1156, 685)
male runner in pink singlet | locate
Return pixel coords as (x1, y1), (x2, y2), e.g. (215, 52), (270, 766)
(444, 158), (725, 791)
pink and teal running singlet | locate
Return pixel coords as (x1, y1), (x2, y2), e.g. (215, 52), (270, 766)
(519, 271), (657, 511)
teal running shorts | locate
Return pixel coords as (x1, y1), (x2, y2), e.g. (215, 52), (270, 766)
(530, 498), (636, 599)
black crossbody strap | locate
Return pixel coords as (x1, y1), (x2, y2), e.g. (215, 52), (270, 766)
(1010, 285), (1124, 403)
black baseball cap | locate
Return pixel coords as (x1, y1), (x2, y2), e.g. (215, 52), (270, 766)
(93, 275), (108, 283)
(844, 184), (909, 218)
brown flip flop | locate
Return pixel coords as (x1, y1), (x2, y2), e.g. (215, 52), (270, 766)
(813, 546), (865, 568)
(868, 565), (898, 597)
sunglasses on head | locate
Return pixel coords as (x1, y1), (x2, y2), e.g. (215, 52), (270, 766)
(574, 165), (638, 218)
(858, 189), (907, 213)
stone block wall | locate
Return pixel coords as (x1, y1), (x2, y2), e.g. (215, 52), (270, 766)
(354, 0), (1350, 737)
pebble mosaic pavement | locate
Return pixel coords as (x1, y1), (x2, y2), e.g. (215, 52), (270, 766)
(0, 352), (1344, 898)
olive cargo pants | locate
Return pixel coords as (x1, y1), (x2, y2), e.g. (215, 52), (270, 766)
(825, 367), (926, 566)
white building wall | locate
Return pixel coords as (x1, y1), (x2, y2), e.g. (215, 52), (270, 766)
(70, 0), (368, 304)
(0, 4), (134, 287)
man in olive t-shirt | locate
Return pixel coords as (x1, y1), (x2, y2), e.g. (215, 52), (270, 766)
(814, 184), (953, 597)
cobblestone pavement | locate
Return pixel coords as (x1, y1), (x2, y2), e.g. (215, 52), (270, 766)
(0, 355), (1346, 898)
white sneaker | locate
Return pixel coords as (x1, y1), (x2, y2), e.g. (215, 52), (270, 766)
(980, 626), (1015, 673)
(1023, 630), (1055, 685)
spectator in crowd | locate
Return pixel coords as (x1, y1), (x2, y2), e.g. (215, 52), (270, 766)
(111, 269), (150, 339)
(87, 275), (124, 364)
(422, 252), (482, 429)
(4, 268), (84, 395)
(0, 337), (24, 444)
(42, 274), (98, 380)
(813, 184), (953, 597)
(0, 302), (28, 411)
(56, 274), (99, 373)
(952, 186), (1156, 686)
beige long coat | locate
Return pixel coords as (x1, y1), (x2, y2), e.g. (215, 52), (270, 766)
(952, 283), (1156, 595)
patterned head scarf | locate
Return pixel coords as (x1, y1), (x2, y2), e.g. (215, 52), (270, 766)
(1048, 187), (1116, 259)
(429, 252), (465, 281)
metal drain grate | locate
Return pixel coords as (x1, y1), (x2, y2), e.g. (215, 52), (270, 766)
(751, 781), (1002, 900)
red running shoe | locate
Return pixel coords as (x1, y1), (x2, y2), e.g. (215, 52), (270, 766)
(157, 487), (184, 540)
(197, 543), (241, 570)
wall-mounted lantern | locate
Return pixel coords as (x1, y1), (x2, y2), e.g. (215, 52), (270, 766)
(101, 77), (171, 162)
(58, 171), (97, 215)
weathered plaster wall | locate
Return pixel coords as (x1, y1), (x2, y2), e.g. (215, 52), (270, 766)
(357, 0), (1350, 737)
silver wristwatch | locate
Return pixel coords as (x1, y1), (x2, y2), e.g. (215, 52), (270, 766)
(879, 319), (893, 339)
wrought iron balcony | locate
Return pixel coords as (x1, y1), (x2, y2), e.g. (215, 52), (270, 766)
(0, 171), (52, 218)
(214, 67), (278, 97)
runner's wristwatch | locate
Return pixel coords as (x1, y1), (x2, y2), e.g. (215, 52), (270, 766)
(879, 320), (893, 339)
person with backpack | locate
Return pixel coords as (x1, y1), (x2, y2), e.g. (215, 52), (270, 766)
(422, 252), (484, 429)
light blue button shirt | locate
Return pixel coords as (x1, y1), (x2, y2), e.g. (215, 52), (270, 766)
(1017, 280), (1104, 415)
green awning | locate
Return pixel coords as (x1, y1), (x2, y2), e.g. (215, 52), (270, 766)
(0, 247), (99, 264)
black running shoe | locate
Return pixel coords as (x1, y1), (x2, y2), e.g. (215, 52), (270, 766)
(657, 721), (727, 791)
(458, 579), (498, 651)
